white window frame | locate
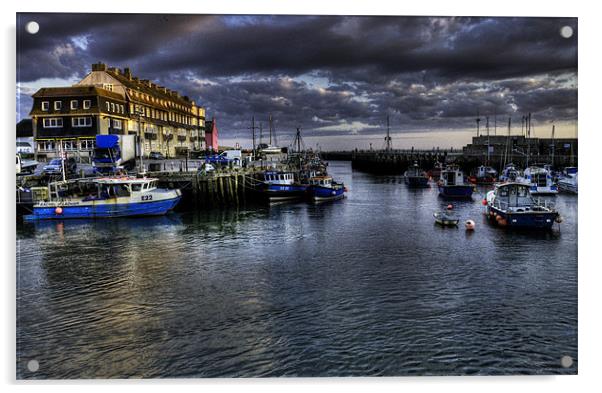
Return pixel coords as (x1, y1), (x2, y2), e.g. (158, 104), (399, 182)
(72, 117), (92, 127)
(54, 101), (62, 110)
(41, 101), (49, 111)
(80, 139), (95, 150)
(111, 103), (115, 112)
(42, 118), (63, 128)
(37, 140), (55, 152)
(106, 102), (110, 112)
(83, 100), (91, 109)
(113, 119), (123, 130)
(70, 100), (78, 110)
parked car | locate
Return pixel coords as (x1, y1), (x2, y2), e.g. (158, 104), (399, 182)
(148, 151), (165, 160)
(16, 141), (34, 155)
(42, 157), (77, 176)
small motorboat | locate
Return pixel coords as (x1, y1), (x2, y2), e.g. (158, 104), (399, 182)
(499, 163), (520, 183)
(485, 182), (560, 230)
(306, 175), (345, 202)
(468, 165), (497, 184)
(433, 210), (460, 226)
(437, 166), (474, 198)
(557, 167), (578, 194)
(404, 162), (429, 187)
(24, 176), (181, 220)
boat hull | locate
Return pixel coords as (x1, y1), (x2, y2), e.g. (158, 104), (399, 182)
(307, 185), (345, 202)
(438, 184), (474, 198)
(25, 195), (181, 220)
(528, 184), (558, 195)
(405, 176), (429, 187)
(557, 181), (577, 194)
(486, 205), (558, 230)
(257, 184), (308, 202)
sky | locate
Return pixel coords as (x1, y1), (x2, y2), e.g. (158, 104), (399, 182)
(16, 14), (577, 150)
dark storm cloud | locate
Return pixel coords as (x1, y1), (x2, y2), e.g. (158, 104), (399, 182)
(16, 13), (577, 143)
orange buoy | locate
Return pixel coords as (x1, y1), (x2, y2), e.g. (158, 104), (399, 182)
(55, 207), (63, 215)
(482, 199), (488, 206)
(498, 218), (508, 226)
(465, 220), (475, 230)
(447, 204), (453, 210)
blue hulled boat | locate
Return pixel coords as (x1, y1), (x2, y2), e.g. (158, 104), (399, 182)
(485, 182), (560, 229)
(25, 177), (181, 220)
(256, 171), (307, 202)
(517, 166), (558, 195)
(404, 162), (429, 187)
(437, 166), (474, 198)
(306, 175), (345, 202)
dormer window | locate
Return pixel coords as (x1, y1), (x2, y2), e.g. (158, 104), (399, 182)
(103, 83), (113, 92)
(83, 100), (91, 109)
(41, 101), (49, 111)
(54, 101), (62, 110)
(70, 100), (78, 110)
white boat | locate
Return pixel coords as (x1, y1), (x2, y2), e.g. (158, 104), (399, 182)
(517, 166), (558, 195)
(557, 167), (578, 194)
(499, 163), (520, 182)
(25, 176), (181, 220)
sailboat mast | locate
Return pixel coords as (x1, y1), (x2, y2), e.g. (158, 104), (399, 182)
(551, 124), (555, 168)
(476, 110), (481, 137)
(486, 116), (490, 164)
(251, 116), (256, 155)
(269, 115), (273, 145)
(526, 113), (531, 168)
(385, 115), (392, 151)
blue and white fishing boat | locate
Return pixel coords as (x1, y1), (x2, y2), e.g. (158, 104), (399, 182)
(25, 176), (181, 220)
(517, 166), (558, 195)
(437, 166), (474, 198)
(404, 162), (429, 187)
(306, 175), (345, 202)
(485, 182), (560, 229)
(255, 170), (307, 202)
(557, 167), (578, 194)
(499, 163), (520, 183)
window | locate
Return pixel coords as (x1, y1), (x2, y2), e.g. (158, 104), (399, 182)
(37, 141), (55, 151)
(72, 117), (92, 127)
(80, 139), (95, 150)
(106, 102), (110, 112)
(111, 103), (115, 112)
(83, 100), (91, 109)
(41, 101), (49, 111)
(103, 83), (113, 91)
(70, 100), (78, 110)
(43, 118), (63, 128)
(54, 101), (62, 110)
(113, 119), (122, 130)
(62, 140), (76, 151)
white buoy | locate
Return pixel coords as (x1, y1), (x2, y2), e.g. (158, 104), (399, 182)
(465, 219), (475, 230)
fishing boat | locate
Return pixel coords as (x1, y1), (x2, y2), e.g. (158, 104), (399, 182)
(404, 162), (429, 187)
(517, 166), (558, 195)
(437, 166), (474, 198)
(468, 165), (497, 184)
(306, 175), (345, 202)
(433, 210), (459, 226)
(485, 182), (560, 229)
(24, 176), (181, 220)
(427, 162), (444, 180)
(499, 163), (520, 182)
(557, 167), (578, 194)
(255, 170), (307, 202)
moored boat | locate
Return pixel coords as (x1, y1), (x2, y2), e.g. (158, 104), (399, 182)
(437, 166), (474, 198)
(25, 176), (181, 220)
(468, 165), (497, 184)
(485, 182), (560, 229)
(433, 210), (459, 226)
(306, 175), (346, 202)
(404, 162), (429, 187)
(517, 166), (558, 195)
(557, 167), (578, 194)
(255, 170), (307, 202)
(499, 163), (520, 183)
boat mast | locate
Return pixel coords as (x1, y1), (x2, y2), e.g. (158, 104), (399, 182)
(551, 124), (555, 168)
(507, 117), (513, 165)
(526, 112), (531, 168)
(384, 115), (392, 152)
(486, 116), (490, 165)
(476, 110), (481, 137)
(268, 114), (273, 145)
(250, 116), (257, 157)
(259, 122), (263, 146)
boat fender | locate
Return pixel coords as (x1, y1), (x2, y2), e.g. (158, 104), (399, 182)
(55, 207), (63, 215)
(447, 204), (453, 210)
(498, 218), (508, 226)
(482, 199), (488, 206)
(465, 220), (475, 230)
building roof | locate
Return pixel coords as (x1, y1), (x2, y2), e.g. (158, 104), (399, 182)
(32, 86), (125, 101)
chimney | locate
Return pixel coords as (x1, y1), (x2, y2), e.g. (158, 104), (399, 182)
(92, 62), (107, 72)
(124, 67), (132, 80)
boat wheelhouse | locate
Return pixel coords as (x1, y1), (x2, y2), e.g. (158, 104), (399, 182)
(437, 166), (474, 198)
(306, 176), (345, 202)
(517, 166), (558, 195)
(25, 176), (181, 220)
(404, 162), (429, 187)
(500, 163), (520, 183)
(485, 182), (559, 229)
(255, 170), (307, 202)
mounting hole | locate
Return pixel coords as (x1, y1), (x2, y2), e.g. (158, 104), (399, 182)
(560, 26), (573, 39)
(27, 359), (39, 372)
(25, 21), (39, 34)
(560, 355), (573, 368)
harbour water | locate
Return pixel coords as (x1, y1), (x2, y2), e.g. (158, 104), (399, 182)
(16, 161), (577, 378)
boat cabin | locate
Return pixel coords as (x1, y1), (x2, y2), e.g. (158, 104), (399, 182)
(441, 167), (465, 186)
(46, 177), (159, 201)
(262, 171), (295, 185)
(491, 183), (540, 212)
(308, 176), (333, 187)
